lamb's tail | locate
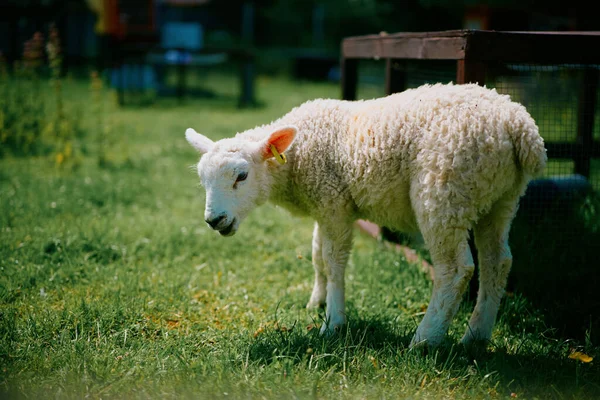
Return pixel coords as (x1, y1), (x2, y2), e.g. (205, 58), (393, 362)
(507, 103), (547, 179)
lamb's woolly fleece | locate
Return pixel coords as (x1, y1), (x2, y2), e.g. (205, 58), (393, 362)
(190, 82), (547, 346)
(244, 83), (546, 234)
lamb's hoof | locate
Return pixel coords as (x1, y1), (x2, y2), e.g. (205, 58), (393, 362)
(319, 321), (345, 337)
(306, 300), (325, 309)
(409, 336), (428, 350)
(460, 332), (491, 348)
(409, 333), (443, 349)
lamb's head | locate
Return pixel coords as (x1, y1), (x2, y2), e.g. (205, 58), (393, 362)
(185, 126), (296, 236)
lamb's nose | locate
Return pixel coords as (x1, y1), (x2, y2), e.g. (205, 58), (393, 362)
(205, 214), (226, 229)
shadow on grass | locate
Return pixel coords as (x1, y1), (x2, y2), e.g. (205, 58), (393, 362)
(245, 314), (599, 398)
(246, 314), (412, 367)
(242, 192), (600, 397)
(464, 345), (600, 398)
(382, 190), (600, 344)
(508, 191), (600, 343)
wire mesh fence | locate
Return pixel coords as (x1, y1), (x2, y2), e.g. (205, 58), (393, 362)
(391, 60), (600, 194)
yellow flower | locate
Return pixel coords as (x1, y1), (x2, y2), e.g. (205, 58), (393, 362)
(64, 142), (72, 157)
(569, 351), (593, 363)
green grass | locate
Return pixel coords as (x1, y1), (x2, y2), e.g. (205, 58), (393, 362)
(1, 73), (599, 399)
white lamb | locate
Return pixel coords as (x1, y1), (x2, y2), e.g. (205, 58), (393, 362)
(185, 83), (546, 347)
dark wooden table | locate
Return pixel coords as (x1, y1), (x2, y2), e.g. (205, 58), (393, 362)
(342, 30), (600, 297)
(340, 29), (600, 177)
(116, 40), (256, 108)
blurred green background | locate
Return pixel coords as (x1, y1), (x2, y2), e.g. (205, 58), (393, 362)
(2, 1), (600, 399)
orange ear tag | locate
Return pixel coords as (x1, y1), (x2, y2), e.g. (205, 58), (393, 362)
(270, 144), (287, 165)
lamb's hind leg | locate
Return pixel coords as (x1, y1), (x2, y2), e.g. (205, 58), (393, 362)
(410, 228), (475, 348)
(307, 223), (326, 309)
(461, 196), (519, 344)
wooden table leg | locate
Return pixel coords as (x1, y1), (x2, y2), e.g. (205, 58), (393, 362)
(239, 60), (255, 108)
(385, 59), (406, 95)
(341, 57), (358, 101)
(575, 67), (598, 178)
(456, 59), (486, 85)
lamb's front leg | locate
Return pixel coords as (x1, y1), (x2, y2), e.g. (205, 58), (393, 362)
(318, 222), (353, 335)
(307, 223), (326, 309)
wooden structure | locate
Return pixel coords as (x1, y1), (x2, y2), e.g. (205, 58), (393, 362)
(343, 30), (600, 303)
(113, 0), (256, 107)
(117, 44), (255, 107)
(341, 30), (600, 178)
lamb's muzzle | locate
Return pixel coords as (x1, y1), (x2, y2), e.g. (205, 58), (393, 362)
(205, 214), (226, 229)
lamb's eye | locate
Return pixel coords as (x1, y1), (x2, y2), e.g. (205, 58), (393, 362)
(233, 172), (248, 188)
(236, 172), (248, 182)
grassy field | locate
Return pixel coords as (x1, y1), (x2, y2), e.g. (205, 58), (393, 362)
(1, 73), (599, 399)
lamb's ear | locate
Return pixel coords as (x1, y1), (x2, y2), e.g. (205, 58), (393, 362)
(260, 126), (297, 161)
(185, 128), (214, 154)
